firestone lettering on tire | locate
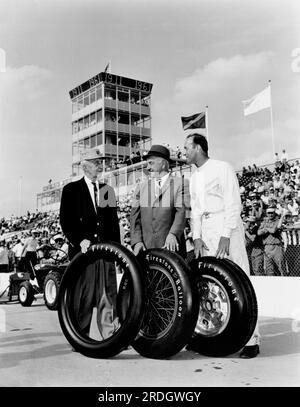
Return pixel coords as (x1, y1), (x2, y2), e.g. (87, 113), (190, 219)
(147, 255), (184, 317)
(198, 262), (240, 302)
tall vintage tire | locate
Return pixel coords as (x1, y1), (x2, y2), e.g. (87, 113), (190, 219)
(118, 248), (199, 359)
(43, 271), (62, 311)
(18, 281), (35, 307)
(187, 256), (258, 356)
(57, 242), (145, 358)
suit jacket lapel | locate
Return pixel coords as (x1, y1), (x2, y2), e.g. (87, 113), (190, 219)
(80, 177), (97, 215)
(149, 179), (157, 207)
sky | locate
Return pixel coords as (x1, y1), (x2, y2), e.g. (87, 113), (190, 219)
(0, 0), (299, 217)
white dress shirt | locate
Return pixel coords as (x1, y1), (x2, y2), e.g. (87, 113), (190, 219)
(84, 176), (99, 210)
(154, 173), (169, 197)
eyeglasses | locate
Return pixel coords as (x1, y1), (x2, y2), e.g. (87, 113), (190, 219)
(89, 159), (105, 168)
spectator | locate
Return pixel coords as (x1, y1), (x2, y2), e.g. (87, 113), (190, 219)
(52, 234), (69, 262)
(12, 238), (23, 268)
(245, 216), (264, 275)
(287, 196), (299, 215)
(291, 160), (300, 176)
(0, 240), (9, 273)
(273, 174), (283, 190)
(257, 205), (287, 276)
(261, 190), (270, 206)
(249, 200), (263, 221)
(281, 211), (300, 275)
(281, 149), (289, 162)
(20, 230), (40, 276)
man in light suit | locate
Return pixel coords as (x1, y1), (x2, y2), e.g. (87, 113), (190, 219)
(130, 145), (189, 258)
(60, 148), (120, 339)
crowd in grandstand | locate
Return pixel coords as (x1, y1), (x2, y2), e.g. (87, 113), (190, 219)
(1, 151), (300, 277)
(238, 154), (300, 276)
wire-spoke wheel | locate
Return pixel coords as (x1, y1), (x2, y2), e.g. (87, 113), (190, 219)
(118, 249), (199, 359)
(139, 264), (178, 339)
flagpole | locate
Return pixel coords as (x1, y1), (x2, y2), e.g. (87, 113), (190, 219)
(268, 80), (275, 160)
(205, 105), (209, 144)
(18, 176), (22, 217)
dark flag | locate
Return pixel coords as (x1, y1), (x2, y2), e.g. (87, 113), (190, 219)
(181, 112), (206, 130)
(104, 61), (111, 73)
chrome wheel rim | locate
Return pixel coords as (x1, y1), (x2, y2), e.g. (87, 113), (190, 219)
(195, 274), (231, 337)
(19, 286), (28, 302)
(45, 279), (57, 304)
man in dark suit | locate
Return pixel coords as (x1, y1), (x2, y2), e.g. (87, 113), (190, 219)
(60, 148), (120, 339)
(130, 145), (189, 258)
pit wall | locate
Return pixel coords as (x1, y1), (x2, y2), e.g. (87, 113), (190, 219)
(250, 276), (300, 319)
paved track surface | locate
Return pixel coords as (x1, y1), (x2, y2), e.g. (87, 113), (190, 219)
(0, 296), (299, 387)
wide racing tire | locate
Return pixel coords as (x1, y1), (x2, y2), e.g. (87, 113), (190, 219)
(18, 281), (35, 307)
(57, 242), (145, 358)
(43, 271), (62, 311)
(187, 256), (258, 356)
(118, 248), (199, 359)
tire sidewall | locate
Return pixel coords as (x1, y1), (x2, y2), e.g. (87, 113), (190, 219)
(44, 271), (62, 310)
(188, 256), (257, 356)
(18, 282), (34, 306)
(57, 242), (145, 358)
(130, 248), (198, 358)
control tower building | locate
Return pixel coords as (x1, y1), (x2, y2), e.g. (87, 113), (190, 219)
(70, 71), (153, 176)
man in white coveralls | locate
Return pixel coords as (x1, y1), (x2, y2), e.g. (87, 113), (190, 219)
(184, 133), (260, 359)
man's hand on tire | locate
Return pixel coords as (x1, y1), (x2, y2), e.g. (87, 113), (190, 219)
(162, 233), (179, 252)
(216, 236), (230, 259)
(193, 238), (209, 259)
(133, 242), (146, 256)
(80, 239), (91, 254)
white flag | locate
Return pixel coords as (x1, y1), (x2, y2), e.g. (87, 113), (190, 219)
(242, 86), (271, 116)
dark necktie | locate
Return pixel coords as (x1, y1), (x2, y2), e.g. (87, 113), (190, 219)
(92, 182), (98, 208)
(155, 178), (162, 198)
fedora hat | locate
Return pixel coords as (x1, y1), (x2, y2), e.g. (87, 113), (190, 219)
(143, 145), (172, 162)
